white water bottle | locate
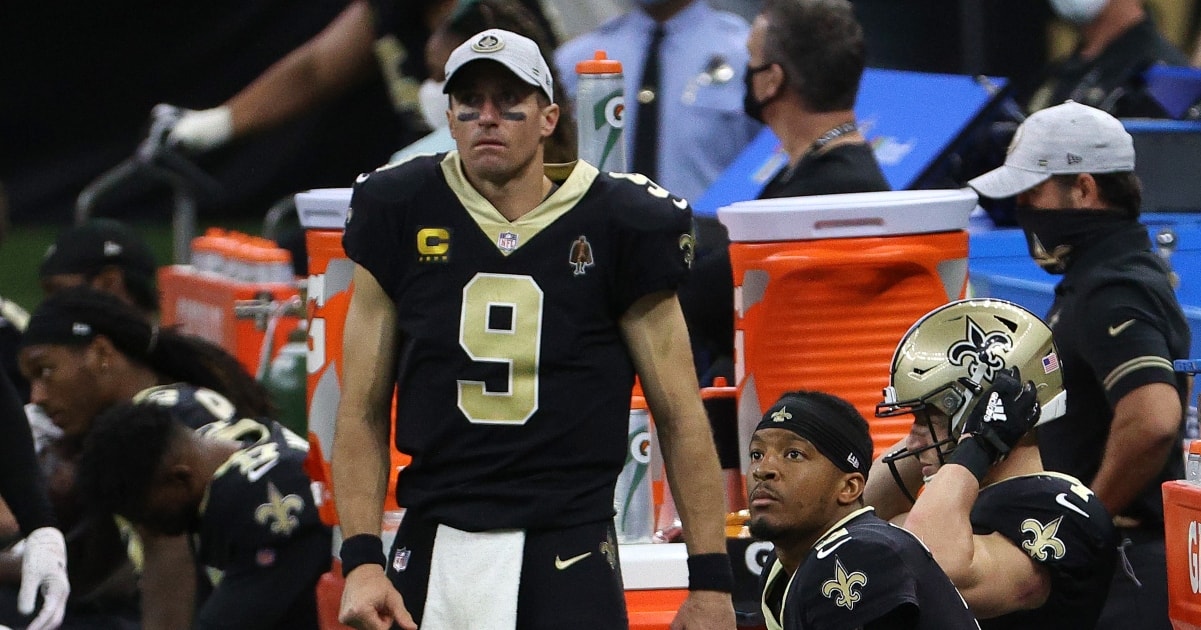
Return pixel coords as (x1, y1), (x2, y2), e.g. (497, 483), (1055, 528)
(575, 51), (627, 172)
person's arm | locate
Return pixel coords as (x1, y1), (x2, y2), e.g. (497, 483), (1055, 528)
(137, 530), (197, 630)
(619, 290), (735, 629)
(331, 265), (414, 630)
(169, 0), (377, 149)
(0, 369), (54, 533)
(194, 528), (331, 629)
(1090, 382), (1181, 516)
(904, 464), (1050, 618)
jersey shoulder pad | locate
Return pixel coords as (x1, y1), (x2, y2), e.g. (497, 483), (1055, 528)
(595, 171), (693, 231)
(134, 383), (238, 428)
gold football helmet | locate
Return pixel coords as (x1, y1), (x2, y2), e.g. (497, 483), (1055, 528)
(876, 299), (1067, 485)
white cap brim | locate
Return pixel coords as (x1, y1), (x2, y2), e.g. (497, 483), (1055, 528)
(968, 165), (1052, 199)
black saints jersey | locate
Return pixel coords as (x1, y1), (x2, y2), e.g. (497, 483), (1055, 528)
(344, 153), (694, 532)
(133, 382), (238, 429)
(761, 508), (979, 630)
(192, 418), (331, 629)
(970, 472), (1117, 630)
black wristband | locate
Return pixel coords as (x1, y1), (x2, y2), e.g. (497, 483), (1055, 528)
(948, 437), (992, 484)
(340, 533), (386, 577)
(687, 552), (735, 593)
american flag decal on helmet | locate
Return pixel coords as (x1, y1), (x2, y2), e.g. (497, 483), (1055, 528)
(1042, 352), (1060, 374)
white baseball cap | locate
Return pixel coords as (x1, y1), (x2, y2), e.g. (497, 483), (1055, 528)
(968, 100), (1135, 199)
(443, 29), (554, 103)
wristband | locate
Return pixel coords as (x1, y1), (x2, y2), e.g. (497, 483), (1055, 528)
(948, 437), (992, 484)
(687, 552), (735, 593)
(340, 533), (386, 577)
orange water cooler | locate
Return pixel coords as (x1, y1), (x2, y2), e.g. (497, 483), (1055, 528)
(716, 189), (977, 461)
(1164, 439), (1201, 629)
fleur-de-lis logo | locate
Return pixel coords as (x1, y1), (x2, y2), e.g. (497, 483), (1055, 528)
(770, 407), (792, 423)
(1028, 234), (1073, 273)
(821, 558), (868, 610)
(947, 317), (1012, 383)
(254, 482), (305, 536)
(1021, 516), (1066, 561)
(599, 530), (618, 572)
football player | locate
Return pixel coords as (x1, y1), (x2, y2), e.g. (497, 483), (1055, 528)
(77, 400), (331, 629)
(333, 27), (733, 630)
(749, 390), (979, 629)
(868, 298), (1118, 628)
(15, 286), (277, 628)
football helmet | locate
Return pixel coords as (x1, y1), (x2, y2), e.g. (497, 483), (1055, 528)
(876, 299), (1067, 498)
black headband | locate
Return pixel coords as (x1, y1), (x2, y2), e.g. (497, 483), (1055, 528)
(755, 394), (872, 475)
(20, 309), (96, 349)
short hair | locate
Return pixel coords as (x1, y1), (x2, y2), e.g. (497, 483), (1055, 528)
(759, 0), (866, 112)
(1052, 172), (1142, 218)
(78, 402), (186, 519)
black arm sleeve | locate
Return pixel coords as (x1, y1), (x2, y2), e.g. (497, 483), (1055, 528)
(0, 368), (54, 532)
(194, 528), (332, 630)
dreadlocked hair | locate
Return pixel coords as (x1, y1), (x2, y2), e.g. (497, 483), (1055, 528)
(25, 287), (275, 418)
(78, 401), (186, 519)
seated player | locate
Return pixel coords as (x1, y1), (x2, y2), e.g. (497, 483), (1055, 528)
(869, 298), (1117, 626)
(78, 401), (332, 629)
(748, 390), (979, 629)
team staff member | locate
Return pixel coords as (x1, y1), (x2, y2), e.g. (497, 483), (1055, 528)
(969, 101), (1189, 630)
(749, 390), (978, 629)
(333, 29), (734, 630)
(79, 402), (331, 629)
(871, 299), (1117, 628)
(680, 0), (889, 388)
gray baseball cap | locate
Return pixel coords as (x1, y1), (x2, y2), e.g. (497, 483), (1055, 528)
(443, 29), (554, 103)
(969, 100), (1135, 199)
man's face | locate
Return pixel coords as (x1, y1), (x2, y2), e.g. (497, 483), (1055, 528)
(746, 15), (768, 67)
(1016, 177), (1075, 210)
(447, 62), (558, 183)
(19, 342), (112, 439)
(136, 467), (201, 536)
(746, 428), (851, 544)
(901, 409), (955, 478)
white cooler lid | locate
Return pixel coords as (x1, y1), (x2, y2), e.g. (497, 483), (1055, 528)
(717, 187), (979, 242)
(295, 188), (352, 229)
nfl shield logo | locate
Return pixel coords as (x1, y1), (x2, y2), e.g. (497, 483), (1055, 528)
(497, 231), (519, 253)
(393, 547), (411, 572)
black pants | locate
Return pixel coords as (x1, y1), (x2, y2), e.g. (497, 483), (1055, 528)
(1097, 526), (1169, 630)
(387, 515), (628, 630)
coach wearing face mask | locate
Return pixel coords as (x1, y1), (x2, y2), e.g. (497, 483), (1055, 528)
(674, 0), (889, 391)
(970, 100), (1190, 630)
(1025, 0), (1188, 117)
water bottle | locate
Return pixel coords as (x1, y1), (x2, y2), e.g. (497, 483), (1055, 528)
(614, 399), (654, 543)
(575, 51), (627, 172)
(263, 323), (309, 436)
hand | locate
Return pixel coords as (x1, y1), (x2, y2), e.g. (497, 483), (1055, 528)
(960, 367), (1040, 461)
(338, 564), (415, 630)
(19, 527), (69, 630)
(157, 104), (234, 151)
(948, 367), (1039, 483)
(671, 590), (735, 630)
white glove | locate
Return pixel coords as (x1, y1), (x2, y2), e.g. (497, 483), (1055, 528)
(166, 105), (234, 151)
(19, 527), (69, 630)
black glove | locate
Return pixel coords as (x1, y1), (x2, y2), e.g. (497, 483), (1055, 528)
(948, 367), (1040, 483)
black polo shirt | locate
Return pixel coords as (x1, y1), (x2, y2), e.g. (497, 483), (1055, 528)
(1037, 223), (1190, 527)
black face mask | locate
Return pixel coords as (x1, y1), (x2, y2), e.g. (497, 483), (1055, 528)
(1014, 207), (1132, 274)
(742, 63), (777, 124)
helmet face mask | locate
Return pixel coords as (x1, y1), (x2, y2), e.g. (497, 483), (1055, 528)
(876, 299), (1067, 501)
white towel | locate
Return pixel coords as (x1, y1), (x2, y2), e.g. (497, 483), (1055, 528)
(421, 525), (525, 630)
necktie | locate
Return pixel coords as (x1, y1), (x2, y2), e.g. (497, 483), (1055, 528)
(633, 24), (664, 181)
